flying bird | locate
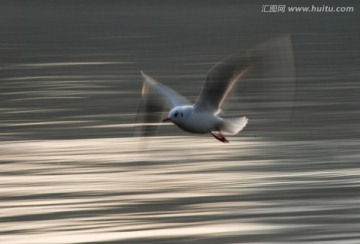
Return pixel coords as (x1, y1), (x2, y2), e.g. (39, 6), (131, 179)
(137, 36), (295, 142)
(138, 56), (255, 143)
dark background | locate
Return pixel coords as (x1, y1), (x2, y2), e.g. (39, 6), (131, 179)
(1, 0), (359, 140)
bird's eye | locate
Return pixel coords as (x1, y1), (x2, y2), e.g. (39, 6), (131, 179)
(174, 112), (178, 117)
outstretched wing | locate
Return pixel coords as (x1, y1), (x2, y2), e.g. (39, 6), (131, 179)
(239, 35), (297, 123)
(194, 56), (254, 114)
(140, 71), (190, 109)
(136, 72), (190, 136)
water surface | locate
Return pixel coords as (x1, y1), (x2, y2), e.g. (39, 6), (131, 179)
(1, 1), (359, 243)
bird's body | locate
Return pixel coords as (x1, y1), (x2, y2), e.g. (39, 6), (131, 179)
(166, 105), (223, 134)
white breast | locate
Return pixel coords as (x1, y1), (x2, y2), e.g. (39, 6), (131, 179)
(175, 108), (222, 134)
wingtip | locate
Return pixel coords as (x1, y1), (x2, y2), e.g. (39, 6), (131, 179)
(140, 70), (148, 95)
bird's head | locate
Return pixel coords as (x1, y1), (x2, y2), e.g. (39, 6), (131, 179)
(162, 106), (187, 124)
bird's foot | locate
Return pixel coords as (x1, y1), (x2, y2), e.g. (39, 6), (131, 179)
(211, 132), (229, 143)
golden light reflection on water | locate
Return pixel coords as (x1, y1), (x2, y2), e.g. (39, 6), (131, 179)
(2, 223), (279, 244)
(1, 137), (359, 243)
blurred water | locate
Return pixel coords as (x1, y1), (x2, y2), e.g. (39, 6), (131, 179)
(1, 137), (359, 243)
(1, 1), (360, 243)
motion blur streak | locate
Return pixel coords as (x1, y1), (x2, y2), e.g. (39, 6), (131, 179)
(1, 137), (359, 243)
(0, 0), (359, 243)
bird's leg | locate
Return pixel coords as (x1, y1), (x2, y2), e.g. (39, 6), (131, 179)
(211, 131), (229, 143)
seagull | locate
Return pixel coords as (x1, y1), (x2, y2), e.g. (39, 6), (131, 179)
(137, 36), (295, 143)
(138, 56), (255, 143)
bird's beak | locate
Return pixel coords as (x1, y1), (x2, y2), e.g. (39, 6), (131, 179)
(162, 117), (172, 123)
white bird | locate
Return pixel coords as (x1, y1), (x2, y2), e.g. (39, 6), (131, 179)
(137, 36), (296, 142)
(139, 56), (254, 143)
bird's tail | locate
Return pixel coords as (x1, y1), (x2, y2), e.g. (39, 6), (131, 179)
(221, 117), (248, 135)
